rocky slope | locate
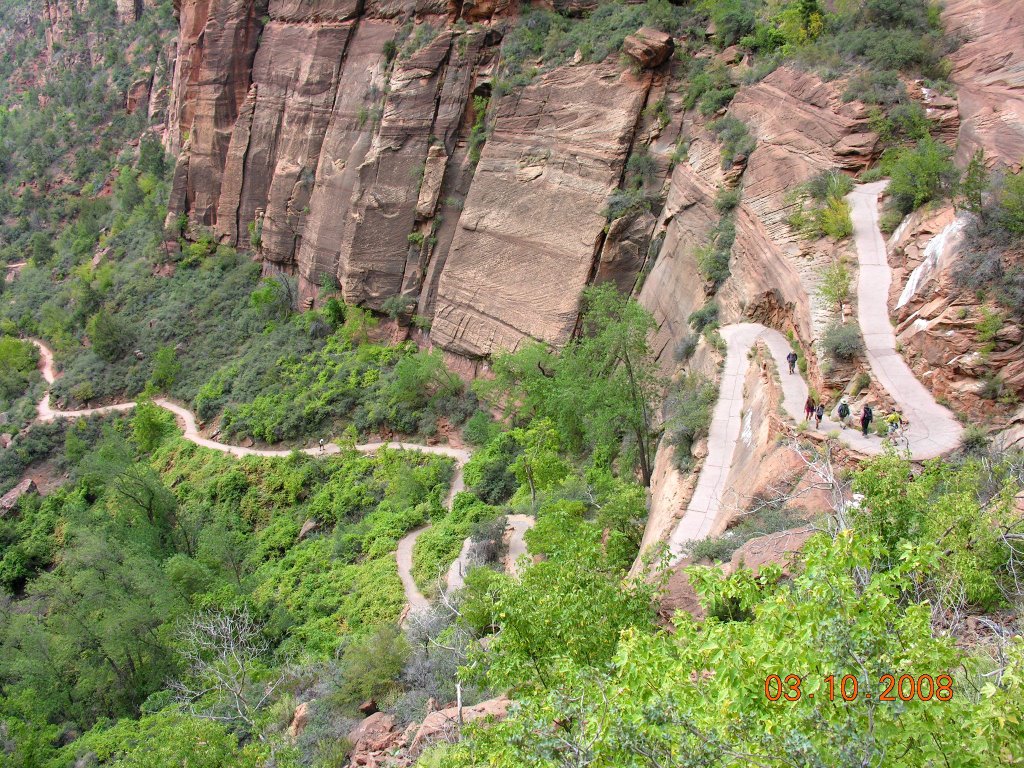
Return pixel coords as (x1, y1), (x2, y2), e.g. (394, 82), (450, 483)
(879, 0), (1024, 436)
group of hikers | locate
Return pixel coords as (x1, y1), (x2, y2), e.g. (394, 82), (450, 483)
(803, 395), (883, 436)
(785, 350), (903, 438)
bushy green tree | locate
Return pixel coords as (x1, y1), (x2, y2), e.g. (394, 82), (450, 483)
(149, 345), (181, 391)
(86, 309), (136, 363)
(483, 285), (664, 485)
(885, 136), (957, 216)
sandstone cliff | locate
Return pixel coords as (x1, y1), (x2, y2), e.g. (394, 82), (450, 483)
(166, 1), (676, 354)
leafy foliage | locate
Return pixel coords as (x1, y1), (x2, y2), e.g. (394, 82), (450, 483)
(882, 136), (958, 219)
(481, 285), (664, 485)
(440, 451), (1024, 767)
(822, 320), (864, 361)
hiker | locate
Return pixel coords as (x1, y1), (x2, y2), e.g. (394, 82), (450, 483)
(887, 412), (903, 435)
(814, 402), (825, 429)
(786, 351), (798, 375)
(804, 396), (815, 422)
(837, 400), (850, 428)
(861, 404), (873, 436)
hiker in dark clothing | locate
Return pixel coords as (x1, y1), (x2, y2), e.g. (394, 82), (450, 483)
(861, 404), (873, 436)
(814, 402), (825, 429)
(837, 400), (850, 428)
(786, 351), (798, 374)
(804, 397), (815, 422)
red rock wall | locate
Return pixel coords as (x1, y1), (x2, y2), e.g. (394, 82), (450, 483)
(167, 0), (266, 226)
(431, 63), (653, 356)
(943, 0), (1024, 169)
(166, 4), (665, 356)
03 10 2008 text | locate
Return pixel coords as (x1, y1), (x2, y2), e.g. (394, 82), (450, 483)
(764, 673), (953, 703)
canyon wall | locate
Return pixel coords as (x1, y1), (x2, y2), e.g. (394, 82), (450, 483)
(166, 2), (676, 354)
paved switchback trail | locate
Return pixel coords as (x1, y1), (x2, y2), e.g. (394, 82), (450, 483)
(667, 183), (963, 560)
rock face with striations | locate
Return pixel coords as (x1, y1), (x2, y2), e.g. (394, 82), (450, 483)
(943, 0), (1024, 169)
(640, 66), (876, 369)
(430, 63), (653, 357)
(166, 0), (265, 227)
(165, 2), (663, 358)
(214, 17), (352, 261)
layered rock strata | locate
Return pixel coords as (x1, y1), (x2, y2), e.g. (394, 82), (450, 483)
(943, 0), (1024, 169)
(431, 63), (653, 356)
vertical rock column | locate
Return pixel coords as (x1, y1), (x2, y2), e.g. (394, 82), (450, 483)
(332, 31), (457, 308)
(166, 0), (267, 228)
(294, 19), (405, 301)
(214, 21), (354, 263)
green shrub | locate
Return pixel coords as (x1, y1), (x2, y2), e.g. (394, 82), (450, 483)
(674, 333), (699, 362)
(86, 310), (135, 363)
(695, 210), (736, 288)
(959, 425), (989, 455)
(822, 321), (864, 361)
(497, 1), (694, 85)
(468, 95), (489, 165)
(703, 0), (755, 47)
(686, 504), (806, 563)
(711, 116), (756, 169)
(0, 336), (39, 402)
(603, 187), (656, 222)
(975, 308), (1003, 356)
(463, 411), (501, 446)
(666, 373), (718, 471)
(884, 137), (957, 216)
(688, 301), (719, 332)
(149, 346), (180, 391)
(789, 170), (854, 240)
(805, 169), (854, 202)
(714, 186), (742, 213)
(995, 167), (1024, 237)
(842, 69), (906, 105)
(818, 261), (851, 314)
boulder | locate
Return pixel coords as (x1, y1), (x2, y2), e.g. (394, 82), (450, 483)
(409, 696), (511, 751)
(727, 526), (814, 576)
(348, 712), (401, 754)
(287, 701), (312, 740)
(623, 27), (674, 69)
(358, 699), (379, 715)
(298, 519), (319, 541)
(1, 479), (37, 516)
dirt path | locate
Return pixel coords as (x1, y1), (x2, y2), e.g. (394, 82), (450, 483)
(668, 183), (963, 560)
(397, 527), (431, 613)
(504, 514), (535, 576)
(28, 338), (506, 614)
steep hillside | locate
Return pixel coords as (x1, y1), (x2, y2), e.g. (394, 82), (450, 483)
(2, 0), (1024, 765)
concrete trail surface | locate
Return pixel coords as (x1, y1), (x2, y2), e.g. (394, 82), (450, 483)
(445, 513), (536, 591)
(27, 338), (500, 614)
(668, 183), (963, 560)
